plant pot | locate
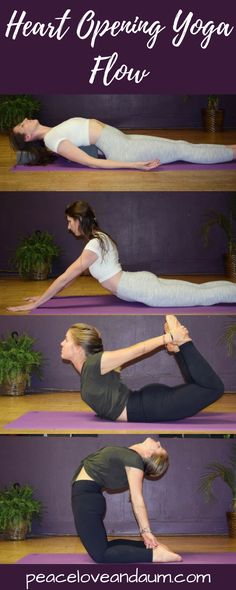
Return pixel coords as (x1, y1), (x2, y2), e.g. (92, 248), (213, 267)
(1, 374), (27, 396)
(201, 108), (225, 132)
(227, 511), (236, 538)
(30, 262), (50, 281)
(4, 520), (29, 540)
(224, 254), (236, 282)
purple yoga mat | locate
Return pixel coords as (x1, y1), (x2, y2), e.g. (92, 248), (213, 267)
(17, 552), (236, 564)
(5, 411), (236, 433)
(12, 158), (236, 172)
(30, 296), (236, 316)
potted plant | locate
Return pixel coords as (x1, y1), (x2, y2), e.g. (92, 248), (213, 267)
(199, 444), (236, 537)
(12, 230), (60, 280)
(0, 483), (42, 540)
(220, 322), (236, 356)
(0, 95), (41, 132)
(201, 203), (236, 282)
(0, 331), (43, 396)
(201, 95), (224, 132)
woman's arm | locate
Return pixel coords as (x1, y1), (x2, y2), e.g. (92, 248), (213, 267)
(7, 249), (98, 312)
(125, 467), (158, 549)
(100, 325), (188, 374)
(126, 466), (182, 555)
(57, 140), (160, 171)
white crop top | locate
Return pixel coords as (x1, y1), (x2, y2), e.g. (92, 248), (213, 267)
(44, 118), (90, 153)
(84, 234), (122, 283)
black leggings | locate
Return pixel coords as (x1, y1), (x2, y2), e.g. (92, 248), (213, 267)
(126, 342), (224, 422)
(71, 480), (152, 563)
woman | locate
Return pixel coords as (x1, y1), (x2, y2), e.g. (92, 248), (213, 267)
(60, 316), (224, 422)
(71, 438), (182, 563)
(8, 201), (236, 312)
(10, 116), (236, 169)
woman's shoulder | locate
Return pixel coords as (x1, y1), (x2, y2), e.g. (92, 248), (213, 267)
(84, 235), (102, 253)
(123, 448), (144, 470)
(84, 232), (113, 251)
(43, 119), (77, 150)
(82, 351), (103, 374)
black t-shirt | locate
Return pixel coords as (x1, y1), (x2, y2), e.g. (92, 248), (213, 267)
(81, 352), (130, 420)
(73, 446), (144, 490)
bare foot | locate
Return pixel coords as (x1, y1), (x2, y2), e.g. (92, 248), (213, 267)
(166, 315), (181, 328)
(153, 545), (182, 563)
(165, 315), (192, 346)
(164, 322), (179, 353)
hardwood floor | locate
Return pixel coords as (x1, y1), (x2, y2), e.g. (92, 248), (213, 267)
(0, 276), (109, 315)
(1, 275), (235, 316)
(0, 391), (235, 435)
(1, 130), (236, 192)
(1, 535), (235, 564)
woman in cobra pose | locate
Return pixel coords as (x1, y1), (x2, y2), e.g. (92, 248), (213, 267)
(60, 316), (224, 423)
(8, 200), (236, 312)
(71, 438), (182, 563)
(10, 116), (236, 169)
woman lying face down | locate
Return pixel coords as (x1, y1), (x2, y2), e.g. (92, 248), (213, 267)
(7, 200), (236, 313)
(60, 316), (224, 423)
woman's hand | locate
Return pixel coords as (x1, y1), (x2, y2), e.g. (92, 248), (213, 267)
(133, 160), (161, 171)
(7, 303), (37, 312)
(7, 296), (41, 311)
(23, 296), (41, 303)
(141, 531), (159, 549)
(170, 325), (190, 345)
(7, 250), (98, 314)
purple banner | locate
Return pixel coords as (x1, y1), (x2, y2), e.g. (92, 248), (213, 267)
(0, 0), (236, 92)
(0, 564), (236, 590)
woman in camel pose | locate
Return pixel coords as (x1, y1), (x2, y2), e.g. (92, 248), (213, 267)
(71, 438), (182, 563)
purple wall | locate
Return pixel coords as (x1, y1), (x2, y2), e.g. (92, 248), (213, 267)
(0, 315), (235, 392)
(0, 436), (233, 536)
(0, 192), (232, 275)
(36, 95), (236, 129)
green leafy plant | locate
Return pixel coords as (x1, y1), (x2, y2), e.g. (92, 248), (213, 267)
(0, 332), (43, 385)
(0, 483), (42, 532)
(0, 95), (41, 132)
(220, 322), (236, 356)
(201, 202), (236, 256)
(12, 230), (60, 278)
(207, 95), (219, 110)
(199, 444), (236, 512)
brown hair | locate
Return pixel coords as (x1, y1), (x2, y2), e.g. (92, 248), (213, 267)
(65, 200), (116, 254)
(69, 323), (104, 356)
(9, 129), (56, 166)
(143, 452), (169, 479)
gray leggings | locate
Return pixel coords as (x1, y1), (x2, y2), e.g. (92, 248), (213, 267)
(96, 125), (233, 164)
(116, 271), (236, 306)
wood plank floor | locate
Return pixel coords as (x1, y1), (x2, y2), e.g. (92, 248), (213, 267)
(0, 392), (235, 435)
(1, 535), (235, 564)
(0, 276), (109, 315)
(1, 130), (236, 192)
(1, 275), (235, 316)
